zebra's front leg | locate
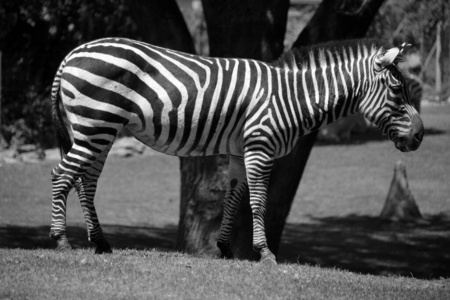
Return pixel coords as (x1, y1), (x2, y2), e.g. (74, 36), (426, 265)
(217, 156), (247, 259)
(245, 152), (277, 265)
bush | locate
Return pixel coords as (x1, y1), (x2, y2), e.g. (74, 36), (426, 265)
(0, 0), (138, 149)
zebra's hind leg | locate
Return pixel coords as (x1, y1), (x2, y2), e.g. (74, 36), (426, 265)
(75, 178), (112, 254)
(50, 136), (116, 252)
(75, 142), (114, 254)
(217, 156), (248, 259)
(50, 170), (76, 252)
(244, 151), (277, 265)
(50, 157), (89, 252)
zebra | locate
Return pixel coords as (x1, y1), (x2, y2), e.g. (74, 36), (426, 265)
(406, 76), (423, 113)
(49, 38), (424, 264)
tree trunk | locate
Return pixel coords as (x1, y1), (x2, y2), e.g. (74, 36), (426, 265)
(127, 0), (196, 54)
(380, 160), (422, 221)
(435, 21), (442, 100)
(0, 51), (2, 145)
(177, 156), (229, 255)
(202, 0), (289, 61)
(176, 0), (290, 256)
(294, 0), (385, 47)
(177, 0), (386, 260)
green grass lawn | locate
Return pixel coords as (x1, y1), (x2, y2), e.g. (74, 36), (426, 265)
(1, 103), (449, 298)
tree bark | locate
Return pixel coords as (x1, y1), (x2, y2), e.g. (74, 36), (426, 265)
(202, 0), (289, 61)
(435, 21), (442, 100)
(177, 0), (386, 260)
(293, 0), (385, 47)
(127, 0), (196, 54)
(177, 156), (228, 255)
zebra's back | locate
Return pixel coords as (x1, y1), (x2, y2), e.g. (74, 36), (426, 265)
(58, 38), (269, 157)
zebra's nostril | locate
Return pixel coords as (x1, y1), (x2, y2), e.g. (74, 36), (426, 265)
(414, 131), (423, 143)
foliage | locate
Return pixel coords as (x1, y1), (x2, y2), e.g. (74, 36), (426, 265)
(367, 0), (450, 98)
(368, 0), (449, 47)
(0, 0), (139, 149)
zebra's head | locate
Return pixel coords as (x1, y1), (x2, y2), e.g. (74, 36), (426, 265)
(361, 44), (424, 152)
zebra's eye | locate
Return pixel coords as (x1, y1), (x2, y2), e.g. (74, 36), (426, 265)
(397, 106), (407, 113)
(390, 85), (402, 93)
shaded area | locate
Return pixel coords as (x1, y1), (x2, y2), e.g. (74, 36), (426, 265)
(316, 126), (446, 147)
(1, 214), (448, 279)
(279, 214), (450, 279)
(423, 127), (447, 136)
(0, 224), (177, 252)
(316, 128), (386, 146)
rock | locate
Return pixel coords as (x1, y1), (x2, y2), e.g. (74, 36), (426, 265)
(44, 148), (62, 161)
(19, 150), (46, 163)
(318, 115), (369, 142)
(380, 160), (422, 222)
(109, 137), (146, 158)
(16, 144), (38, 154)
(12, 145), (45, 163)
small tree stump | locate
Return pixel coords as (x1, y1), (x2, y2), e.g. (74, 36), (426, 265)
(380, 160), (422, 221)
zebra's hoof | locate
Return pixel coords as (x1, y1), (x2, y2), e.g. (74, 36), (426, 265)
(259, 250), (277, 266)
(217, 242), (233, 259)
(93, 239), (112, 254)
(260, 256), (277, 266)
(55, 239), (72, 252)
(219, 250), (234, 259)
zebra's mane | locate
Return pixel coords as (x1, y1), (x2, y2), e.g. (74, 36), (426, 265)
(273, 39), (391, 71)
(272, 39), (404, 121)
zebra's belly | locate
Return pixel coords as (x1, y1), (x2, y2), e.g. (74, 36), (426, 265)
(128, 121), (244, 158)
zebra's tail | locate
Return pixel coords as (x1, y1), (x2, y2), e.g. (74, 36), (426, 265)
(51, 60), (72, 158)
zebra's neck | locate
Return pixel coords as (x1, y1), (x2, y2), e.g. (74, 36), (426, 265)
(284, 58), (367, 136)
(271, 41), (384, 140)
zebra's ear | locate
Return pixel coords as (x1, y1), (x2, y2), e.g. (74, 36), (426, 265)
(374, 47), (400, 70)
(398, 43), (412, 55)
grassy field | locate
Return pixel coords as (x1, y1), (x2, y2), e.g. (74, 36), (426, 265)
(1, 103), (449, 298)
(1, 249), (448, 300)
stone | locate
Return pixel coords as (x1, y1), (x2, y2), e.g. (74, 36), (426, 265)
(380, 160), (422, 222)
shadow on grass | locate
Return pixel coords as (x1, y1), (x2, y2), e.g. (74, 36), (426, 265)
(424, 127), (446, 136)
(278, 214), (450, 279)
(0, 224), (177, 252)
(316, 127), (446, 146)
(1, 214), (448, 279)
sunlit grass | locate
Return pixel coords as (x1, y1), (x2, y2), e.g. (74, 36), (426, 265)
(1, 248), (448, 300)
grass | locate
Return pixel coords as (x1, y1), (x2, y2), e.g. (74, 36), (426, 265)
(1, 103), (450, 298)
(0, 249), (449, 300)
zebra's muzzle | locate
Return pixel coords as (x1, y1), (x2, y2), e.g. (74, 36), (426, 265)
(393, 113), (424, 152)
(394, 127), (424, 152)
(394, 137), (414, 152)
